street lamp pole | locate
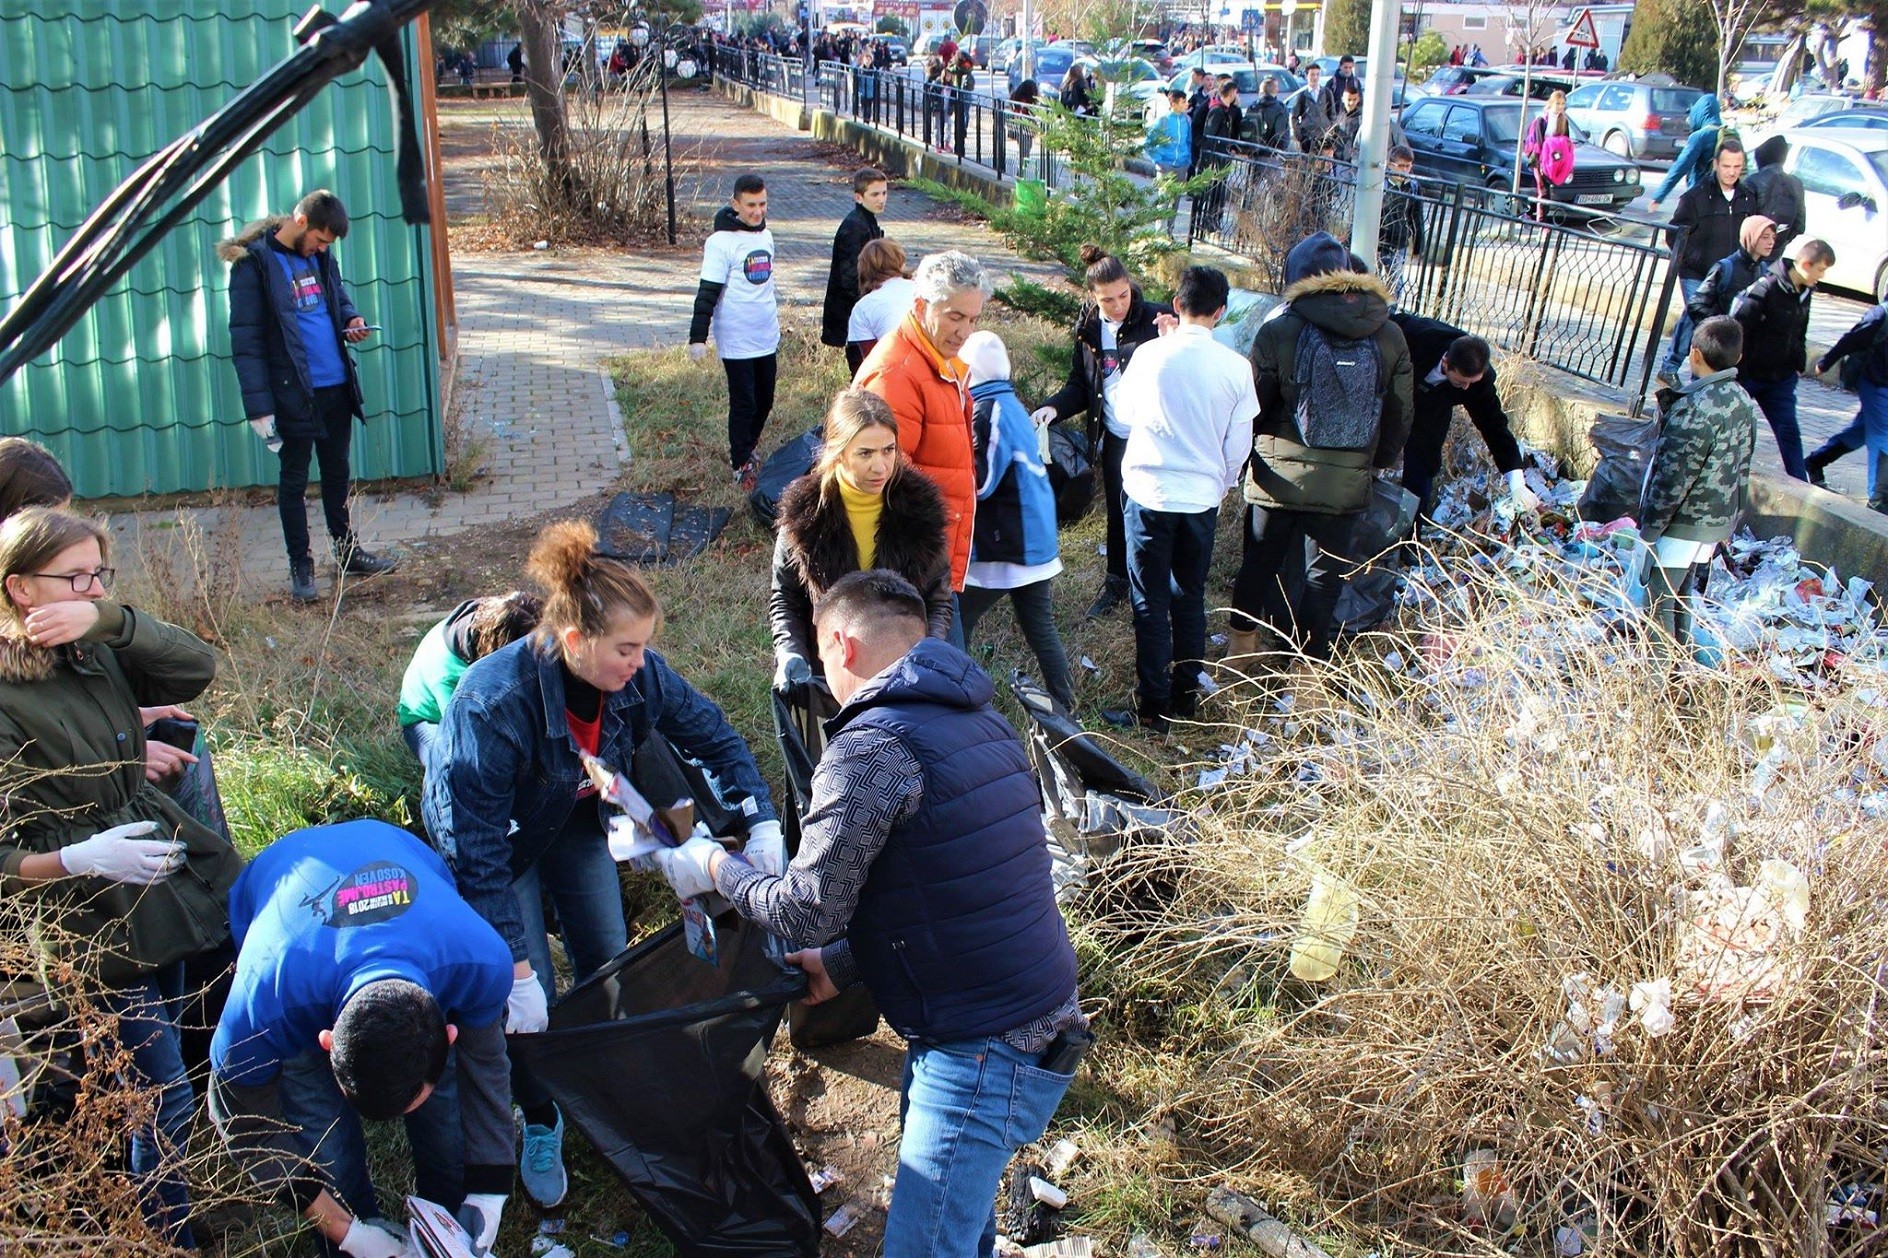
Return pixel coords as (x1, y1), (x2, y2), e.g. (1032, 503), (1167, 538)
(1348, 0), (1399, 262)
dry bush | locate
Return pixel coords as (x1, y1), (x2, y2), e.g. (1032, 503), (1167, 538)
(1081, 553), (1888, 1255)
(1224, 158), (1357, 292)
(475, 72), (706, 249)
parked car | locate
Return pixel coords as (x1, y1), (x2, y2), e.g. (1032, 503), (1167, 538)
(1309, 55), (1366, 79)
(991, 38), (1038, 73)
(1775, 127), (1888, 301)
(882, 38), (909, 66)
(1079, 55), (1162, 116)
(1459, 71), (1575, 102)
(1008, 44), (1079, 95)
(1409, 65), (1506, 99)
(1137, 62), (1301, 116)
(1397, 95), (1642, 215)
(1748, 93), (1858, 150)
(962, 34), (997, 68)
(1799, 106), (1888, 134)
(1171, 46), (1251, 73)
(1562, 81), (1706, 160)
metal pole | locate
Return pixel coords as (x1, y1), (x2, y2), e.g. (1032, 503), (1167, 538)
(1020, 0), (1033, 86)
(659, 31), (677, 244)
(1348, 0), (1400, 263)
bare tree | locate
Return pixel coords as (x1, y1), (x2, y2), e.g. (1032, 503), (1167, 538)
(1502, 0), (1556, 205)
(1702, 0), (1770, 100)
(517, 0), (581, 207)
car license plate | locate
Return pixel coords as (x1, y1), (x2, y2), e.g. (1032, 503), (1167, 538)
(1577, 193), (1611, 204)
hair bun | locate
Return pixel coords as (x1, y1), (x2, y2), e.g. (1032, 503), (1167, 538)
(1078, 244), (1106, 266)
(525, 520), (599, 596)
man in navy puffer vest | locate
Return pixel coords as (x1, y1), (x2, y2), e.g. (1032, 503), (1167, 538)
(657, 569), (1085, 1257)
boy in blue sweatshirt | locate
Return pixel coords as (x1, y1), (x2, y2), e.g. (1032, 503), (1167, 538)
(208, 820), (517, 1258)
(959, 330), (1076, 712)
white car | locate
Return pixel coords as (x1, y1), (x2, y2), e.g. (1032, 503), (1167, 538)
(1776, 126), (1888, 301)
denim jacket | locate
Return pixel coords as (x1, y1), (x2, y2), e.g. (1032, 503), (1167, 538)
(422, 635), (775, 961)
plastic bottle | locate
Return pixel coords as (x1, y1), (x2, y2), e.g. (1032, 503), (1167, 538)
(1289, 873), (1360, 983)
(1126, 1234), (1162, 1258)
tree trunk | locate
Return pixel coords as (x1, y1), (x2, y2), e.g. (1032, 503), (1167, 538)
(1868, 0), (1888, 95)
(517, 0), (581, 207)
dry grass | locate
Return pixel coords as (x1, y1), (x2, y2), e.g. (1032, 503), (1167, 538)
(1074, 545), (1888, 1255)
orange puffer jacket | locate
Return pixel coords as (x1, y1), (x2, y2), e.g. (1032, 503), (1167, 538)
(856, 313), (975, 589)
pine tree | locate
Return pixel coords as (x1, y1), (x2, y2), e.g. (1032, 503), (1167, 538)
(1321, 0), (1371, 58)
(1617, 0), (1718, 90)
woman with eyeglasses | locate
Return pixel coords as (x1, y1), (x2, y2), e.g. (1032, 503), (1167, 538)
(0, 506), (244, 1247)
(421, 519), (780, 1211)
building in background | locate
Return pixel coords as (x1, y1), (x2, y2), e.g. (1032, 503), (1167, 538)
(0, 0), (455, 499)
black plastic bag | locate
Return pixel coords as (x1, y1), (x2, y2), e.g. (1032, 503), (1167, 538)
(506, 918), (819, 1255)
(1578, 412), (1658, 525)
(771, 687), (881, 1050)
(748, 428), (823, 529)
(1045, 421), (1096, 526)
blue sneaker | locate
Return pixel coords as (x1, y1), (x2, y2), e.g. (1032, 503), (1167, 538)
(521, 1109), (568, 1208)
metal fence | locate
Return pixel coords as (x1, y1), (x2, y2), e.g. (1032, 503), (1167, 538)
(1189, 136), (1677, 398)
(712, 53), (1676, 402)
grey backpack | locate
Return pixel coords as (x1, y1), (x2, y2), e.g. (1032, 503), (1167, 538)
(1291, 321), (1383, 451)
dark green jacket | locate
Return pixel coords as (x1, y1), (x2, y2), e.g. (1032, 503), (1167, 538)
(1639, 368), (1759, 545)
(0, 602), (240, 987)
(1244, 268), (1414, 515)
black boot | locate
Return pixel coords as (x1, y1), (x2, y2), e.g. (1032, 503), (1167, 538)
(1084, 574), (1129, 619)
(288, 557), (318, 603)
(335, 538), (398, 578)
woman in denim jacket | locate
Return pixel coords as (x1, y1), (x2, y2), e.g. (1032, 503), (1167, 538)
(422, 520), (779, 1209)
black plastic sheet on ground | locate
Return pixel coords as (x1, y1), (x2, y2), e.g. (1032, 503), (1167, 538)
(598, 491), (733, 566)
(506, 918), (819, 1255)
(748, 428), (823, 528)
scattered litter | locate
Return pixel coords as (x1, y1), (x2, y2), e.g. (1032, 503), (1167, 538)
(1080, 655), (1101, 673)
(1045, 1138), (1080, 1178)
(808, 1164), (843, 1195)
(537, 1218), (565, 1236)
(1204, 1186), (1335, 1258)
(823, 1202), (864, 1237)
(530, 1240), (573, 1258)
(533, 239), (549, 249)
(1189, 1232), (1223, 1249)
(586, 1233), (629, 1249)
(1676, 859), (1810, 1002)
(1210, 633), (1227, 646)
(1126, 1233), (1163, 1258)
(1022, 1240), (1093, 1258)
(1028, 1176), (1068, 1209)
(1629, 977), (1675, 1037)
(1461, 1149), (1518, 1231)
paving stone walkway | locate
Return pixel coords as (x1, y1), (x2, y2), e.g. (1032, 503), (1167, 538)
(112, 88), (1059, 590)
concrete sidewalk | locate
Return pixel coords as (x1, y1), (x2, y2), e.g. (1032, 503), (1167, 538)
(112, 88), (1060, 593)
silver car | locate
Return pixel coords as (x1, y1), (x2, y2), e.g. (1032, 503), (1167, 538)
(1560, 82), (1705, 159)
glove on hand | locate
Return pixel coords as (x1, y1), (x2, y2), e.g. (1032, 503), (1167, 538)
(59, 821), (182, 885)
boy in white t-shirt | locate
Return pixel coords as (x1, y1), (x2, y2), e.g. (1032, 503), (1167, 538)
(688, 174), (780, 491)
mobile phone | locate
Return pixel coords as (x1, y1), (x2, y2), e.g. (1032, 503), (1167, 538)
(145, 717), (199, 752)
(1039, 1024), (1095, 1075)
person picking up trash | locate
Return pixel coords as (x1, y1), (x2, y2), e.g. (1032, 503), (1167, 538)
(208, 819), (517, 1258)
(1637, 316), (1760, 647)
(656, 570), (1088, 1258)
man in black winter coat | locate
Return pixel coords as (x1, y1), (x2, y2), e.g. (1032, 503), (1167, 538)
(1390, 313), (1536, 526)
(1243, 77), (1291, 151)
(1186, 68), (1213, 176)
(1032, 267), (1175, 618)
(1196, 81), (1242, 231)
(1320, 54), (1358, 113)
(820, 168), (888, 354)
(223, 189), (396, 604)
(1657, 140), (1757, 387)
(1292, 65), (1330, 151)
(1731, 239), (1836, 481)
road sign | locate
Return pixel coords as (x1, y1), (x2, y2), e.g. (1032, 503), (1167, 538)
(953, 0), (988, 35)
(1563, 8), (1600, 49)
(1241, 7), (1260, 32)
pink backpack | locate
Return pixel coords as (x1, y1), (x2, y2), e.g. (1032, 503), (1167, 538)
(1540, 134), (1576, 185)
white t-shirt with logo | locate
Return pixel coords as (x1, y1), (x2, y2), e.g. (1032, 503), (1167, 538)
(1099, 317), (1128, 438)
(847, 276), (916, 345)
(700, 225), (780, 360)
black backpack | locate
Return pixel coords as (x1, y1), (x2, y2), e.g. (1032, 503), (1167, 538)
(1291, 321), (1384, 450)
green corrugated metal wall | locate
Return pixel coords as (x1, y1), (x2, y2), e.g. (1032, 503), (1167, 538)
(0, 0), (444, 498)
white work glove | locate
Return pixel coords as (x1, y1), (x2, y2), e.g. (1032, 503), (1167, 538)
(655, 835), (721, 900)
(248, 414), (282, 453)
(1506, 470), (1541, 513)
(337, 1217), (413, 1258)
(506, 971), (549, 1034)
(687, 342), (708, 363)
(1028, 404), (1057, 426)
(59, 821), (182, 885)
(456, 1193), (506, 1256)
(743, 819), (787, 877)
(773, 652), (812, 701)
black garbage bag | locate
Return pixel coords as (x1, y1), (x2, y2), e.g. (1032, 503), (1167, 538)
(1045, 420), (1096, 526)
(748, 428), (823, 529)
(506, 917), (819, 1255)
(1578, 412), (1659, 525)
(771, 686), (881, 1050)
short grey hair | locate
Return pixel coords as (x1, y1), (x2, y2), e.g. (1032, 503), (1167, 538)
(912, 250), (991, 304)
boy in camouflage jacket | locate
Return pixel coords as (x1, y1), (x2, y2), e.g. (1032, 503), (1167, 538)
(1639, 315), (1760, 645)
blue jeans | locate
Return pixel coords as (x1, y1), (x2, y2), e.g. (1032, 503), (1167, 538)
(1742, 373), (1807, 480)
(1123, 497), (1218, 705)
(882, 1037), (1075, 1258)
(401, 720), (440, 773)
(510, 820), (628, 1113)
(1660, 278), (1704, 375)
(1862, 379), (1888, 511)
(105, 963), (197, 1248)
(276, 1046), (464, 1230)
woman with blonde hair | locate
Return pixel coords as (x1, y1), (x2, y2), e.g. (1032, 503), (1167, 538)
(770, 388), (952, 692)
(0, 506), (243, 1246)
(845, 238), (916, 372)
(423, 519), (779, 1209)
(1524, 89), (1574, 217)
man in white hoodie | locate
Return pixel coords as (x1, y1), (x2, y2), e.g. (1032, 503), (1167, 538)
(1113, 265), (1258, 730)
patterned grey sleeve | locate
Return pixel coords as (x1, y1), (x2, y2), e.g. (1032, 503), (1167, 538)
(716, 725), (922, 945)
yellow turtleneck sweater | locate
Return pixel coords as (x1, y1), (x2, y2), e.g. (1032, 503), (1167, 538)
(838, 477), (883, 570)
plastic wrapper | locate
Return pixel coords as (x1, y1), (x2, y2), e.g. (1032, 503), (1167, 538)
(506, 916), (819, 1255)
